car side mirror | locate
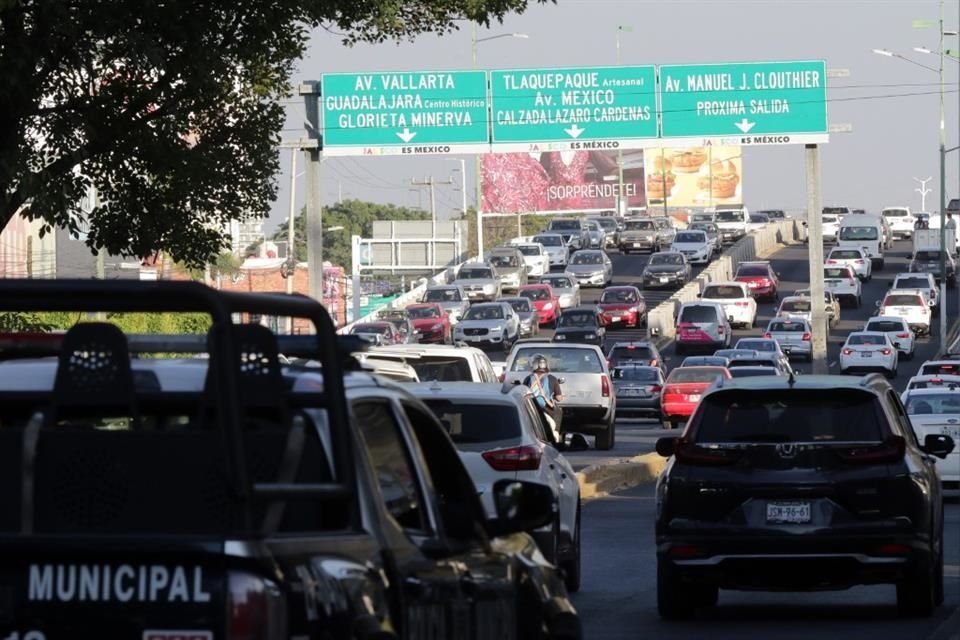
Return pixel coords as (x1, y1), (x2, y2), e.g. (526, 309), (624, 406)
(488, 479), (556, 537)
(923, 433), (955, 459)
(655, 436), (679, 458)
(560, 432), (590, 452)
(776, 272), (782, 278)
(874, 300), (881, 309)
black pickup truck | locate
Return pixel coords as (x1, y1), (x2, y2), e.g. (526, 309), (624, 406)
(0, 280), (580, 640)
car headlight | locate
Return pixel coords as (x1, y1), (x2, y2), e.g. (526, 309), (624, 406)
(431, 323), (443, 331)
(490, 326), (502, 332)
(585, 333), (596, 339)
(543, 303), (554, 310)
(554, 334), (566, 341)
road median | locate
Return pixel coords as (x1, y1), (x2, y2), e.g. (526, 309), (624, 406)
(576, 452), (666, 500)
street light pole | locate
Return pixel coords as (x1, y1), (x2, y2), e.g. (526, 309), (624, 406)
(616, 25), (632, 215)
(914, 176), (933, 211)
(939, 2), (947, 349)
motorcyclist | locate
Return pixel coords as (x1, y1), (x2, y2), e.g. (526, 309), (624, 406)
(522, 354), (564, 441)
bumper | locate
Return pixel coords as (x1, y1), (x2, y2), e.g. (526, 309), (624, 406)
(780, 343), (812, 358)
(643, 275), (684, 288)
(746, 285), (776, 298)
(726, 309), (754, 326)
(601, 311), (640, 327)
(415, 329), (446, 343)
(561, 404), (613, 430)
(456, 332), (508, 346)
(662, 401), (698, 418)
(465, 290), (496, 301)
(572, 272), (607, 287)
(839, 356), (896, 372)
(615, 397), (662, 418)
(680, 251), (710, 263)
(620, 239), (657, 251)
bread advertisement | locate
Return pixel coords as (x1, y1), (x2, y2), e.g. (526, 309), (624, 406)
(642, 146), (742, 207)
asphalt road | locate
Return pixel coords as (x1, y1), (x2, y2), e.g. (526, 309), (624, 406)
(572, 483), (960, 640)
(552, 238), (960, 470)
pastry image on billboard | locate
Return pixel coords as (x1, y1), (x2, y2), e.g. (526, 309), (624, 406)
(671, 149), (707, 174)
(697, 159), (739, 199)
(646, 154), (676, 200)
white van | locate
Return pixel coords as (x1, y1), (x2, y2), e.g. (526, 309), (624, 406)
(837, 214), (888, 269)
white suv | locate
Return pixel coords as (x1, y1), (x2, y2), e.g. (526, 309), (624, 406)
(877, 291), (932, 336)
(362, 343), (500, 383)
(827, 246), (872, 281)
(698, 282), (757, 329)
(864, 315), (916, 360)
(822, 264), (862, 307)
(892, 272), (939, 311)
(882, 206), (914, 240)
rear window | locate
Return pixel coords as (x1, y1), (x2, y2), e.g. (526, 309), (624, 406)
(667, 368), (726, 383)
(904, 393), (960, 416)
(510, 347), (603, 374)
(846, 334), (888, 346)
(895, 277), (932, 289)
(609, 346), (653, 361)
(921, 363), (960, 375)
(728, 358), (777, 368)
(371, 355), (472, 382)
(824, 267), (853, 278)
(489, 254), (519, 268)
(884, 294), (923, 307)
(423, 401), (522, 448)
(703, 285), (745, 299)
(780, 300), (811, 312)
(866, 320), (905, 332)
(830, 250), (861, 259)
(517, 245), (540, 256)
(550, 220), (581, 231)
(693, 390), (883, 443)
(768, 321), (806, 332)
(679, 305), (719, 323)
(915, 250), (943, 261)
(613, 367), (659, 382)
(736, 340), (776, 353)
(729, 368), (778, 378)
(736, 265), (768, 276)
(463, 306), (503, 321)
(883, 209), (909, 217)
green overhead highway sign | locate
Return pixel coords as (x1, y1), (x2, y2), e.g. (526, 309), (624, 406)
(321, 70), (489, 156)
(658, 60), (828, 146)
(489, 66), (658, 151)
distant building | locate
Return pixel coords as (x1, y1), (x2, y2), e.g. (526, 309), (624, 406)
(0, 211), (56, 278)
(226, 218), (265, 255)
(55, 227), (144, 280)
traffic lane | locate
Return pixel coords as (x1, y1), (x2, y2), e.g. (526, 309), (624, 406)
(573, 483), (960, 640)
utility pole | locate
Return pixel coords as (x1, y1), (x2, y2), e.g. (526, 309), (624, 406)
(914, 176), (933, 211)
(806, 144), (828, 374)
(411, 176), (454, 268)
(300, 81), (324, 305)
(285, 147), (298, 333)
(938, 1), (948, 349)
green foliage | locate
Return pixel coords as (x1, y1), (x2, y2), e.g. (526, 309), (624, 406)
(0, 312), (209, 335)
(271, 198), (429, 269)
(0, 312), (57, 332)
(1, 0), (550, 268)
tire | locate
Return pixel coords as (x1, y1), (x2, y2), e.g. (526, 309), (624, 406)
(595, 423), (615, 450)
(657, 561), (696, 620)
(935, 521), (945, 607)
(562, 504), (582, 593)
(693, 584), (719, 609)
(896, 553), (936, 618)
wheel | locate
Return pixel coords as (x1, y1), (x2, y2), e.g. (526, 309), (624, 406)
(657, 560), (696, 620)
(562, 503), (582, 593)
(595, 424), (615, 450)
(897, 553), (936, 617)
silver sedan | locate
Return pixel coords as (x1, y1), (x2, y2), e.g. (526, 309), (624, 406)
(565, 250), (613, 288)
(538, 274), (582, 310)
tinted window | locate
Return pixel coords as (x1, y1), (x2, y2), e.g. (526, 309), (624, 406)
(463, 305), (503, 321)
(517, 245), (540, 256)
(716, 211), (745, 222)
(679, 305), (718, 323)
(822, 215), (838, 223)
(424, 288), (460, 302)
(915, 250), (943, 261)
(904, 393), (960, 415)
(921, 363), (960, 375)
(780, 300), (811, 312)
(883, 209), (909, 217)
(372, 355), (472, 382)
(690, 223), (718, 233)
(541, 276), (572, 289)
(895, 277), (932, 289)
(830, 250), (862, 259)
(408, 306), (441, 319)
(736, 265), (768, 276)
(609, 346), (653, 362)
(534, 235), (562, 246)
(694, 390), (883, 443)
(703, 285), (745, 299)
(675, 232), (706, 243)
(600, 288), (639, 303)
(520, 287), (550, 301)
(459, 267), (493, 279)
(728, 358), (778, 368)
(666, 368), (726, 383)
(750, 214), (769, 223)
(650, 253), (684, 265)
(489, 254), (519, 268)
(729, 368), (778, 378)
(423, 401), (522, 448)
(510, 347), (603, 373)
(550, 220), (581, 230)
(558, 311), (597, 327)
(866, 320), (905, 332)
(572, 252), (604, 265)
(847, 334), (888, 346)
(824, 267), (854, 278)
(613, 367), (660, 381)
(838, 226), (878, 241)
(624, 220), (655, 230)
(884, 294), (923, 306)
(768, 321), (806, 332)
(736, 340), (776, 352)
(354, 401), (428, 531)
(504, 298), (531, 312)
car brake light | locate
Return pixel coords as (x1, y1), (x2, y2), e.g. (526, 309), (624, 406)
(931, 289), (937, 297)
(932, 377), (943, 383)
(482, 445), (542, 471)
(881, 348), (891, 355)
(735, 301), (749, 307)
(875, 543), (912, 556)
(836, 436), (906, 464)
(842, 348), (853, 355)
(718, 326), (725, 334)
(649, 384), (662, 393)
(650, 358), (658, 367)
(669, 545), (707, 558)
(896, 332), (910, 339)
(802, 333), (811, 342)
(674, 438), (742, 466)
(827, 259), (836, 264)
(601, 375), (610, 397)
(626, 345), (636, 350)
(229, 573), (287, 640)
(764, 332), (772, 338)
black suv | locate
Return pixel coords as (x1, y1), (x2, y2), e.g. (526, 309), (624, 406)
(654, 374), (954, 620)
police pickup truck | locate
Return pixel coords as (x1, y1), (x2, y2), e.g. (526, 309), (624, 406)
(0, 280), (580, 640)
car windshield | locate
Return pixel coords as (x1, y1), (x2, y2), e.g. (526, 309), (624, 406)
(510, 347), (603, 373)
(352, 324), (390, 335)
(534, 235), (562, 246)
(572, 252), (603, 265)
(822, 215), (838, 223)
(592, 218), (617, 231)
(884, 294), (923, 306)
(550, 220), (581, 231)
(693, 390), (882, 443)
(675, 232), (705, 243)
(780, 300), (811, 312)
(895, 277), (932, 289)
(520, 287), (550, 301)
(702, 285), (745, 299)
(883, 209), (909, 217)
(600, 288), (639, 303)
(624, 220), (655, 230)
(824, 267), (854, 278)
(866, 320), (905, 332)
(760, 210), (785, 219)
(517, 245), (540, 256)
(915, 250), (943, 261)
(666, 367), (726, 383)
(408, 306), (441, 319)
(424, 288), (461, 303)
(728, 368), (777, 378)
(679, 305), (718, 323)
(558, 311), (596, 327)
(831, 250), (863, 260)
(690, 223), (717, 233)
(489, 254), (519, 268)
(750, 214), (769, 223)
(736, 340), (777, 352)
(838, 226), (878, 241)
(768, 321), (806, 332)
(650, 253), (684, 266)
(716, 211), (745, 222)
(613, 367), (659, 382)
(505, 299), (531, 313)
(542, 277), (571, 289)
(846, 334), (888, 346)
(459, 267), (493, 279)
(736, 265), (768, 276)
(609, 346), (653, 361)
(463, 305), (503, 321)
(424, 401), (522, 449)
(905, 393), (960, 416)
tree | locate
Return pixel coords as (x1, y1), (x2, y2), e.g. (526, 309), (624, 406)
(271, 198), (429, 269)
(1, 0), (551, 268)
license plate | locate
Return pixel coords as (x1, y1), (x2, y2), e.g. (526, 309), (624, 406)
(659, 277), (669, 283)
(621, 389), (646, 397)
(687, 394), (701, 402)
(609, 316), (622, 322)
(767, 501), (811, 524)
(860, 351), (872, 357)
(943, 426), (960, 440)
(632, 243), (642, 248)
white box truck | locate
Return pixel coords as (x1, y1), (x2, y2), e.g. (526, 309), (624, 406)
(913, 228), (957, 255)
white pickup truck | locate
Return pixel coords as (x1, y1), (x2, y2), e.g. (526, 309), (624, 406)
(914, 227), (958, 256)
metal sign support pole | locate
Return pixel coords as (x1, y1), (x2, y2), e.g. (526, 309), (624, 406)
(805, 143), (829, 374)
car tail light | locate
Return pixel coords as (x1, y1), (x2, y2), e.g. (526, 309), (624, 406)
(896, 332), (910, 339)
(802, 333), (811, 342)
(881, 348), (891, 355)
(836, 436), (906, 464)
(229, 573), (287, 640)
(735, 301), (749, 307)
(718, 326), (725, 334)
(931, 289), (937, 298)
(875, 543), (912, 556)
(663, 385), (680, 398)
(827, 259), (836, 264)
(630, 306), (642, 313)
(601, 375), (610, 397)
(649, 384), (662, 394)
(606, 359), (612, 368)
(674, 438), (742, 466)
(855, 259), (865, 265)
(482, 445), (542, 471)
(650, 358), (658, 367)
(764, 332), (772, 338)
(842, 348), (853, 355)
(669, 545), (707, 559)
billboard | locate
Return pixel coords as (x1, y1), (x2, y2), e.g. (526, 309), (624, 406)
(480, 150), (647, 214)
(642, 146), (743, 208)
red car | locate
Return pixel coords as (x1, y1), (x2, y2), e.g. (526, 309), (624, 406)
(661, 366), (731, 429)
(734, 261), (780, 301)
(406, 303), (451, 344)
(518, 283), (560, 327)
(598, 286), (646, 329)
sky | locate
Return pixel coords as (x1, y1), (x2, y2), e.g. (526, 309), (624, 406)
(268, 0), (960, 233)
